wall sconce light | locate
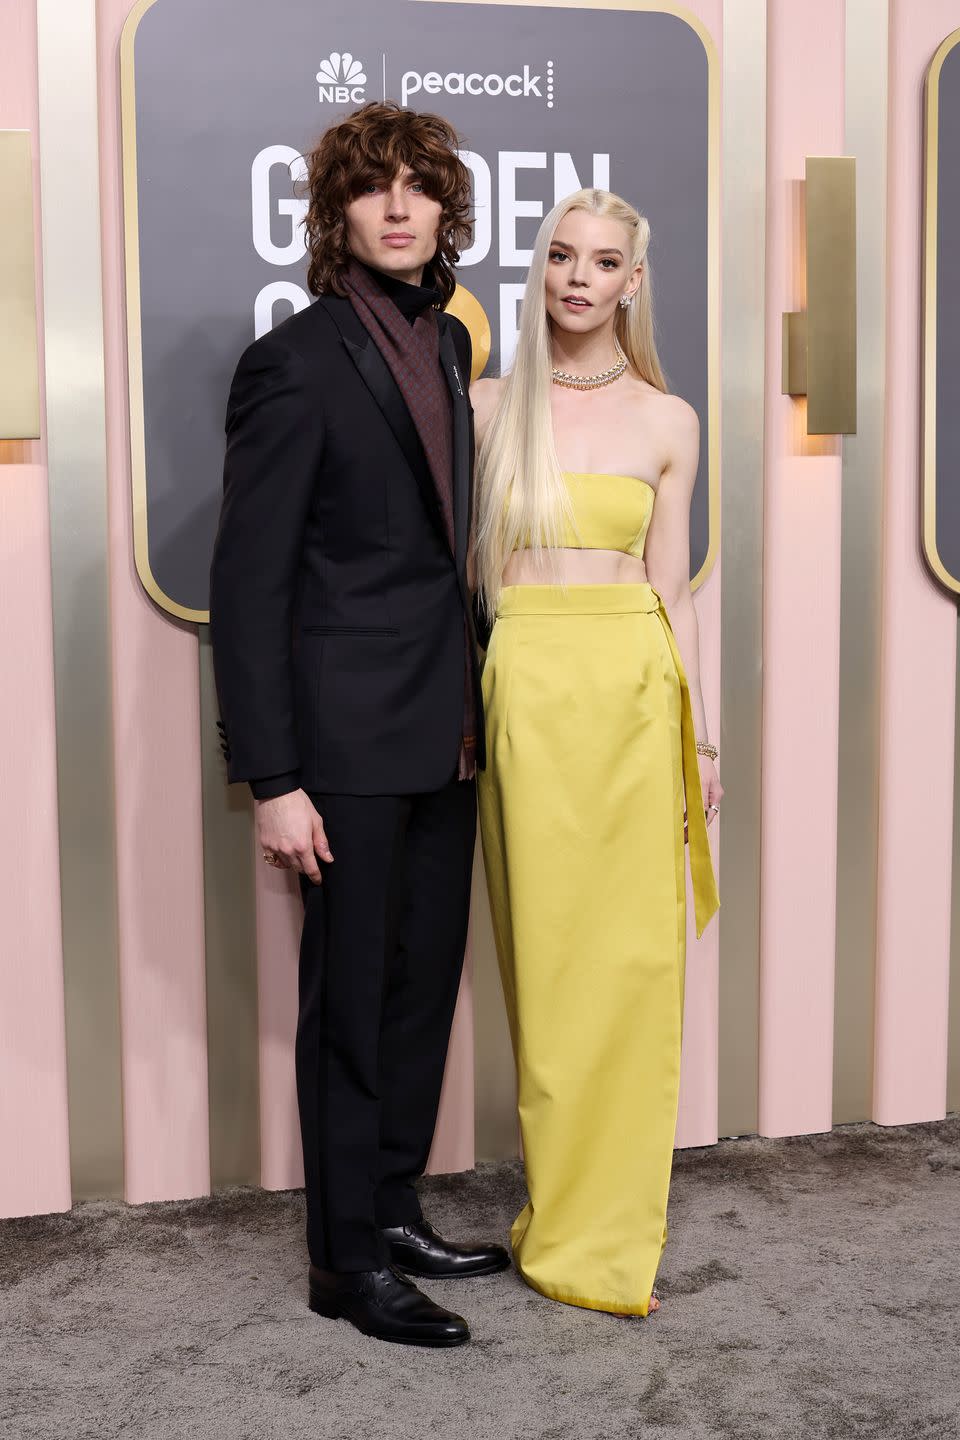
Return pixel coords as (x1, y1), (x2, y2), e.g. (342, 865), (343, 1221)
(0, 130), (41, 442)
(782, 155), (857, 436)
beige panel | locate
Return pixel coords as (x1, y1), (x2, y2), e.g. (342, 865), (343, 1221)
(717, 0), (767, 1139)
(949, 617), (960, 1114)
(471, 840), (519, 1160)
(198, 631), (262, 1186)
(0, 131), (40, 439)
(833, 0), (888, 1123)
(781, 310), (807, 396)
(36, 1), (124, 1197)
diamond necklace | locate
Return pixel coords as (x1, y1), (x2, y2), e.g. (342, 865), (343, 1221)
(551, 340), (628, 390)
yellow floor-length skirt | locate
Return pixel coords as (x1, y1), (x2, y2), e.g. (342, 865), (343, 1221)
(477, 583), (720, 1317)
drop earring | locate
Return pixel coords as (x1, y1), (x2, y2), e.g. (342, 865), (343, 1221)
(619, 294), (634, 309)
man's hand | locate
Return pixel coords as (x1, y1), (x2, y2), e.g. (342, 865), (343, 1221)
(256, 789), (333, 884)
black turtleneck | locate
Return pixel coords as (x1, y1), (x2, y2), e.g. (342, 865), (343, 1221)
(248, 258), (444, 802)
(357, 259), (443, 325)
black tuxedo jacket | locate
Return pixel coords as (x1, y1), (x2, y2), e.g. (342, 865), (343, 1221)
(209, 293), (485, 796)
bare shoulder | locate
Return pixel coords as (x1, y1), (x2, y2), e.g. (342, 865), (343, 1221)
(647, 388), (700, 437)
(641, 390), (700, 479)
(469, 375), (507, 442)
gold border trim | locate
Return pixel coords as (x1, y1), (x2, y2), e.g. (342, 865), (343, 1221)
(120, 0), (206, 623)
(922, 27), (960, 596)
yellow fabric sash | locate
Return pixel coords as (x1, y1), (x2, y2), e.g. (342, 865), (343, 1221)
(653, 600), (721, 938)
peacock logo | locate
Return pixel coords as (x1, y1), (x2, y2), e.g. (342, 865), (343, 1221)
(316, 52), (368, 104)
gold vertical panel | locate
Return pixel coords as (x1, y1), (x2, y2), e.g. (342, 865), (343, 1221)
(782, 311), (807, 396)
(804, 157), (857, 436)
(36, 0), (124, 1197)
(0, 131), (40, 440)
(198, 631), (262, 1187)
(949, 616), (960, 1114)
(833, 0), (888, 1124)
(717, 0), (767, 1140)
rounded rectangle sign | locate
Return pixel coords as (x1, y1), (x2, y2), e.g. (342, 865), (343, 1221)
(122, 0), (718, 621)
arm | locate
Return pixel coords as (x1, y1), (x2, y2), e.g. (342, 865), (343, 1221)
(642, 398), (723, 828)
(209, 336), (332, 877)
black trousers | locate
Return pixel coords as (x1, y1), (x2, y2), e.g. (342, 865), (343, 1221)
(296, 775), (476, 1271)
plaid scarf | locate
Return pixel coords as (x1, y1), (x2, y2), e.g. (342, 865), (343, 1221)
(341, 258), (476, 779)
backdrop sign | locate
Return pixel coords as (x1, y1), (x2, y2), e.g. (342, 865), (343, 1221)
(121, 0), (717, 621)
(924, 28), (960, 596)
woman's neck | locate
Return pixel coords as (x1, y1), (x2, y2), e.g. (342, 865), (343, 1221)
(550, 323), (620, 376)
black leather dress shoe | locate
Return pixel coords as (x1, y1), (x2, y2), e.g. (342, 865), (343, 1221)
(308, 1264), (469, 1347)
(381, 1219), (511, 1278)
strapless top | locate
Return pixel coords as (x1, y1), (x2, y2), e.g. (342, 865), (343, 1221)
(512, 471), (656, 560)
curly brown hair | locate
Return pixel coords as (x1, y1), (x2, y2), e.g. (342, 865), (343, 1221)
(301, 102), (473, 306)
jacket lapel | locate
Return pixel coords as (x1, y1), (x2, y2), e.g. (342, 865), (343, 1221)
(317, 297), (447, 544)
(437, 319), (470, 576)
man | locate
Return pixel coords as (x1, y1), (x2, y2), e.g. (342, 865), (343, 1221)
(209, 102), (506, 1349)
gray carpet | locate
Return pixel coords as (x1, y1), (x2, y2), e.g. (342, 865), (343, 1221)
(2, 1118), (959, 1440)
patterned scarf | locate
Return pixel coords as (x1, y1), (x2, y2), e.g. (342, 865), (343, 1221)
(341, 258), (476, 779)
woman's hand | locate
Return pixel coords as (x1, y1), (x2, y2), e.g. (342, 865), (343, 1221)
(700, 755), (723, 828)
(683, 756), (723, 842)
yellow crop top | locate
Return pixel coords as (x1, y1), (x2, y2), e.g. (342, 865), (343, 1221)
(512, 471), (656, 560)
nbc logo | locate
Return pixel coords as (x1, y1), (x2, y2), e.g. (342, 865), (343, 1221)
(316, 52), (368, 104)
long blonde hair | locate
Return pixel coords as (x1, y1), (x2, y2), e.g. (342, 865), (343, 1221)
(474, 189), (667, 616)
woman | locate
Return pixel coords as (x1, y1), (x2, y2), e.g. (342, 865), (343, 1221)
(471, 189), (721, 1318)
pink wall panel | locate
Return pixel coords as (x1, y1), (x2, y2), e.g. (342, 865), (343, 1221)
(0, 0), (71, 1220)
(758, 0), (844, 1138)
(256, 862), (304, 1191)
(429, 949), (476, 1174)
(98, 0), (211, 1203)
(0, 469), (71, 1221)
(873, 0), (958, 1125)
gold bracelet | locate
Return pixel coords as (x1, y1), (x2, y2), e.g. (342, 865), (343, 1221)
(696, 739), (718, 761)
